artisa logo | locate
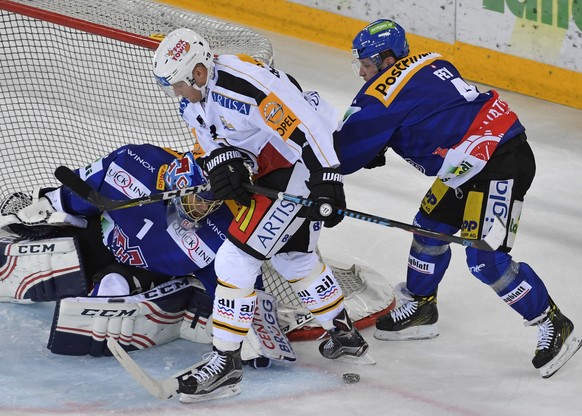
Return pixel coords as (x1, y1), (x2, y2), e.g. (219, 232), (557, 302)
(167, 39), (190, 61)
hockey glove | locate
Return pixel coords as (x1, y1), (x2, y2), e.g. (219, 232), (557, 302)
(201, 148), (253, 206)
(304, 167), (346, 228)
(1, 190), (87, 239)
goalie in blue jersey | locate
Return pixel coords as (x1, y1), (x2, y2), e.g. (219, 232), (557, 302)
(0, 144), (293, 366)
(335, 19), (580, 378)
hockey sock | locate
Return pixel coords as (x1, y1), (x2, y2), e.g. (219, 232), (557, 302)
(212, 281), (257, 351)
(288, 262), (344, 329)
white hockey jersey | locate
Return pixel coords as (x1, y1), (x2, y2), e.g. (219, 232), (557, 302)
(180, 54), (340, 179)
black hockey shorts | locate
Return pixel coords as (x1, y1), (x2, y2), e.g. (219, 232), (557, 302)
(419, 133), (535, 252)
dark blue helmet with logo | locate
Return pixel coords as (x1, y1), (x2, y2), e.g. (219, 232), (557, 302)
(351, 19), (409, 68)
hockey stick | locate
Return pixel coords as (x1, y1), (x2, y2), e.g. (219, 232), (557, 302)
(107, 337), (195, 400)
(54, 165), (504, 250)
(54, 166), (210, 211)
(244, 184), (506, 251)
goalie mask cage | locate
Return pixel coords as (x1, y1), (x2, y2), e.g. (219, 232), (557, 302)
(0, 0), (394, 341)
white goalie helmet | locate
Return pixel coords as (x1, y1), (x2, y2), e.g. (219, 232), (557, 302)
(152, 28), (213, 97)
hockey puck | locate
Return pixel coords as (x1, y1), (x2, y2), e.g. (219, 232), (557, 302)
(342, 373), (360, 384)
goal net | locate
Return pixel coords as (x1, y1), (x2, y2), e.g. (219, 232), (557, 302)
(0, 0), (394, 341)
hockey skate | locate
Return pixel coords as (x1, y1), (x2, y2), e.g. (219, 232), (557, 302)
(375, 285), (438, 341)
(319, 309), (371, 363)
(177, 347), (243, 403)
(529, 298), (582, 378)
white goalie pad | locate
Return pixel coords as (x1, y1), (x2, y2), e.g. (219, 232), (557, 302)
(260, 253), (396, 341)
(48, 277), (203, 356)
(48, 276), (294, 360)
(0, 234), (86, 303)
(241, 290), (296, 362)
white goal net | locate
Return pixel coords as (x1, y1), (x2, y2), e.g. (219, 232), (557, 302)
(0, 0), (394, 340)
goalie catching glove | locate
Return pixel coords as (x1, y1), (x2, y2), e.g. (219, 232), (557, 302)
(303, 167), (346, 228)
(0, 190), (87, 239)
(199, 148), (253, 206)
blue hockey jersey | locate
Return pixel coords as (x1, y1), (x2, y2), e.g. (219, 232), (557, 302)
(335, 53), (526, 180)
(57, 144), (232, 293)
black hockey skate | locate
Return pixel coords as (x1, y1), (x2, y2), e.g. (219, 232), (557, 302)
(530, 298), (582, 378)
(319, 309), (369, 360)
(177, 347), (243, 403)
(375, 289), (438, 341)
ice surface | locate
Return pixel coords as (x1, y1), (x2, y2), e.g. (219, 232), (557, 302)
(1, 30), (582, 416)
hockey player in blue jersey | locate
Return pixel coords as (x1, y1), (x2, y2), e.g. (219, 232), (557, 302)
(1, 143), (296, 366)
(335, 19), (580, 378)
(0, 144), (230, 354)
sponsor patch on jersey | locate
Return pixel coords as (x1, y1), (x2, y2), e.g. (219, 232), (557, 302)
(483, 180), (513, 239)
(235, 53), (264, 67)
(365, 52), (441, 107)
(461, 190), (484, 240)
(166, 220), (215, 267)
(501, 281), (532, 306)
(79, 158), (104, 181)
(506, 200), (522, 249)
(104, 162), (151, 199)
(260, 92), (299, 141)
(408, 255), (435, 274)
(211, 91), (251, 115)
(220, 115), (236, 131)
(404, 158), (426, 174)
(421, 179), (449, 215)
(156, 164), (168, 190)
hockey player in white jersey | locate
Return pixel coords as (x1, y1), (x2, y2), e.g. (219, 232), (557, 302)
(152, 28), (369, 402)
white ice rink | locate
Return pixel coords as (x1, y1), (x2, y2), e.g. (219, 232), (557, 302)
(1, 30), (582, 416)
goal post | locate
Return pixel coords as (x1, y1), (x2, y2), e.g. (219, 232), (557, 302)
(0, 0), (394, 341)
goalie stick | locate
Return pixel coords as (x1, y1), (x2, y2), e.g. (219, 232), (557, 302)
(107, 337), (181, 400)
(244, 184), (506, 251)
(53, 165), (210, 211)
(55, 165), (504, 250)
(106, 308), (310, 401)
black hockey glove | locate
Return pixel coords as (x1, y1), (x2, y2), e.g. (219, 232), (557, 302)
(201, 148), (253, 206)
(304, 167), (346, 228)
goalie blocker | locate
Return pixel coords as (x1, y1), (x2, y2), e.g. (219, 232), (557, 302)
(0, 234), (87, 302)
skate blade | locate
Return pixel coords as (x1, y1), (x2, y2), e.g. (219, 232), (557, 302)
(374, 324), (439, 341)
(540, 331), (582, 379)
(336, 352), (376, 366)
(179, 384), (241, 403)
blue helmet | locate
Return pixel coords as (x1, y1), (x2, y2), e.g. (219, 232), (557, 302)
(351, 19), (409, 65)
(164, 152), (221, 223)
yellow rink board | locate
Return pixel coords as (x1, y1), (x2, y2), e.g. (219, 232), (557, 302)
(159, 0), (582, 109)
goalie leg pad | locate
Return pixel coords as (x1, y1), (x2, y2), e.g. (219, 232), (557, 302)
(241, 290), (296, 363)
(0, 235), (87, 302)
(47, 277), (197, 356)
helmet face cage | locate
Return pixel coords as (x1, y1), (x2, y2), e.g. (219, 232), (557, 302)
(351, 19), (409, 73)
(152, 28), (213, 97)
(179, 193), (222, 222)
(164, 152), (222, 224)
